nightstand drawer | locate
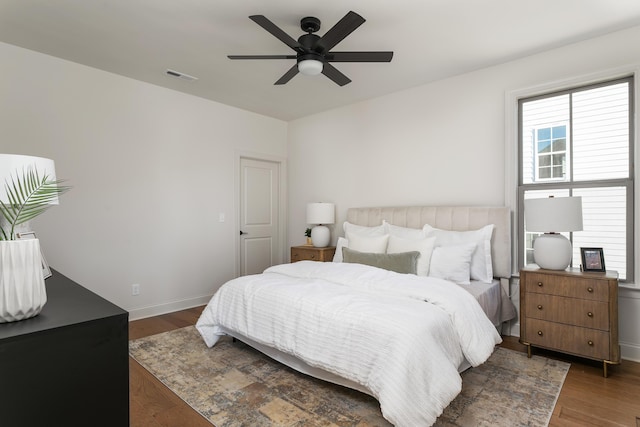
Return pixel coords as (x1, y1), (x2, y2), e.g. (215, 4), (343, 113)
(523, 272), (609, 301)
(525, 293), (609, 330)
(290, 246), (336, 262)
(525, 319), (610, 360)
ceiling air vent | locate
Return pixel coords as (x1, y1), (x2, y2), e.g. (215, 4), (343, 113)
(165, 69), (198, 82)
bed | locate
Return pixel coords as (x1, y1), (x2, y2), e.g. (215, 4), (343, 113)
(197, 206), (517, 426)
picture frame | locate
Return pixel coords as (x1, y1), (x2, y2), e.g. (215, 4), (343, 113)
(580, 247), (606, 272)
(15, 231), (52, 279)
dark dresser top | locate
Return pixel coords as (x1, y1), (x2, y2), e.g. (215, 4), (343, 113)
(0, 268), (127, 340)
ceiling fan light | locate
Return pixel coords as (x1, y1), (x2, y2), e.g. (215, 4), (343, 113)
(298, 59), (323, 76)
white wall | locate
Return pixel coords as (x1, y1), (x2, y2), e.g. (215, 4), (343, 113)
(287, 25), (640, 361)
(0, 41), (287, 319)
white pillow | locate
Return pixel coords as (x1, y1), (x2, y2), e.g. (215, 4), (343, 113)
(333, 237), (349, 262)
(428, 243), (475, 285)
(345, 232), (389, 253)
(343, 221), (386, 237)
(384, 221), (427, 240)
(386, 235), (436, 276)
(423, 224), (494, 283)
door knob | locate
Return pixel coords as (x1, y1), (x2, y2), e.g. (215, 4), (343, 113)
(239, 230), (247, 235)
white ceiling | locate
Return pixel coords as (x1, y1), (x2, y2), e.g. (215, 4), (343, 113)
(2, 0), (640, 121)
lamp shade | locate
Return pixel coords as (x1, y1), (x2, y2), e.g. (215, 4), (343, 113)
(298, 59), (323, 76)
(306, 202), (335, 225)
(0, 154), (59, 205)
(524, 196), (583, 232)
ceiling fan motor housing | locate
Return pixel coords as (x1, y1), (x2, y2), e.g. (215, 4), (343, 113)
(298, 33), (324, 56)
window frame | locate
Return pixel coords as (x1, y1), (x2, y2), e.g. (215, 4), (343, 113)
(516, 76), (635, 282)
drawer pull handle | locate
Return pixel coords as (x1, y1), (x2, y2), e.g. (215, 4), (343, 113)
(587, 287), (594, 293)
(588, 340), (594, 346)
(537, 305), (543, 310)
(537, 330), (543, 336)
(587, 312), (593, 317)
(310, 255), (315, 259)
(537, 282), (543, 287)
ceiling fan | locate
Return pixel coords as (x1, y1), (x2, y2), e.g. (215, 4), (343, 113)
(228, 11), (393, 86)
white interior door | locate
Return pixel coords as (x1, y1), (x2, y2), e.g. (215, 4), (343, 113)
(239, 157), (282, 276)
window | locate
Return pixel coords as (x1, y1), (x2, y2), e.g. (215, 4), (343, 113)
(518, 77), (634, 281)
(535, 125), (567, 181)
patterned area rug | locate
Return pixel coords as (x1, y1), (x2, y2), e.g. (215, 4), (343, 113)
(129, 326), (569, 427)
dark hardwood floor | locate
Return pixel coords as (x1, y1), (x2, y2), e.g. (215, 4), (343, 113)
(130, 307), (640, 426)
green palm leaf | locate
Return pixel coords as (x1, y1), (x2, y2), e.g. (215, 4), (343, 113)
(0, 166), (70, 240)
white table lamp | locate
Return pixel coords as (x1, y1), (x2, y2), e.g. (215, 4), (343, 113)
(306, 202), (335, 248)
(524, 196), (583, 270)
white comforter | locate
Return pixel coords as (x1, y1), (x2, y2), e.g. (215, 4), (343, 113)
(196, 261), (502, 426)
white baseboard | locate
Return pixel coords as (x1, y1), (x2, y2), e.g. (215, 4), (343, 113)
(127, 294), (213, 322)
(620, 341), (640, 363)
(508, 321), (520, 338)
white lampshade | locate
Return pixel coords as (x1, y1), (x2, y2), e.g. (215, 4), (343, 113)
(524, 196), (583, 270)
(298, 59), (323, 76)
(306, 202), (335, 225)
(0, 154), (59, 205)
(524, 196), (583, 232)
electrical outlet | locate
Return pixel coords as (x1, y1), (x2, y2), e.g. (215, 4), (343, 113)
(132, 283), (140, 296)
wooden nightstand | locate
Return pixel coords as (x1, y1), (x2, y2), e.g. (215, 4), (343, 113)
(519, 267), (620, 377)
(291, 245), (336, 262)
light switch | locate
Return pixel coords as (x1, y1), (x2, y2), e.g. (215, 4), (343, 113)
(219, 212), (225, 222)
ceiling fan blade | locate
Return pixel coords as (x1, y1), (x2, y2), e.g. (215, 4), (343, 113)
(317, 11), (365, 52)
(274, 64), (299, 85)
(326, 51), (394, 62)
(321, 63), (351, 86)
(249, 15), (304, 53)
(228, 55), (297, 60)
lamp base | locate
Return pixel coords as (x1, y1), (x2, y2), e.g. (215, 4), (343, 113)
(533, 233), (572, 270)
(0, 239), (47, 322)
(311, 225), (330, 248)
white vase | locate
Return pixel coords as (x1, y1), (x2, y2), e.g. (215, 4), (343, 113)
(0, 239), (47, 323)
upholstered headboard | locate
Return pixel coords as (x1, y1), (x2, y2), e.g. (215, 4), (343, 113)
(346, 206), (511, 279)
